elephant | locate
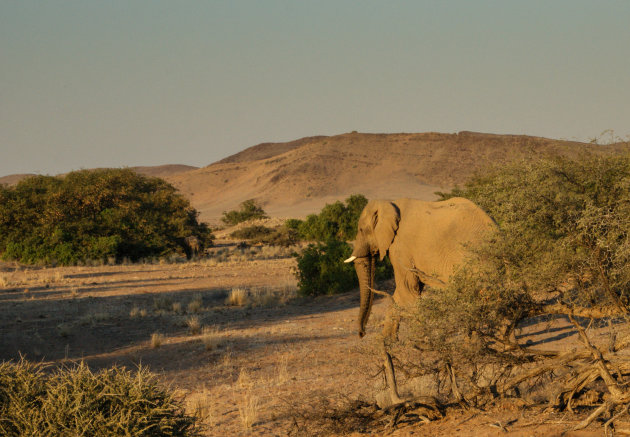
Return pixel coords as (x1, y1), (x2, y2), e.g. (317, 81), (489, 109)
(183, 235), (202, 260)
(344, 197), (497, 404)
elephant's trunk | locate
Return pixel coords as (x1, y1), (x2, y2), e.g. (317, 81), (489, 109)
(355, 255), (376, 338)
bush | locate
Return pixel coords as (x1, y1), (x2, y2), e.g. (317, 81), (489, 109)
(0, 169), (212, 265)
(221, 199), (268, 225)
(292, 194), (368, 242)
(230, 224), (299, 246)
(0, 359), (196, 436)
(292, 194), (393, 296)
(437, 153), (630, 311)
(403, 153), (630, 407)
(230, 225), (274, 240)
(295, 239), (392, 296)
(295, 240), (357, 296)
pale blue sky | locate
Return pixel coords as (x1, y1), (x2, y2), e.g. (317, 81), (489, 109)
(2, 1), (629, 176)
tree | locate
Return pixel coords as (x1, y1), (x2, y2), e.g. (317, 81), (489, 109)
(0, 169), (212, 264)
(221, 199), (268, 225)
(403, 153), (630, 428)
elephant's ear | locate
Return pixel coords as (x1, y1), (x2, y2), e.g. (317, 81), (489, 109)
(374, 201), (400, 261)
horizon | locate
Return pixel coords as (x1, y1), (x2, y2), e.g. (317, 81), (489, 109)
(2, 1), (629, 176)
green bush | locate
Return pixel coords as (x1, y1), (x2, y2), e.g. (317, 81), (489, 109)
(292, 194), (368, 242)
(295, 240), (357, 296)
(230, 224), (298, 246)
(292, 194), (393, 296)
(295, 239), (392, 296)
(221, 199), (268, 225)
(0, 359), (196, 436)
(0, 169), (211, 265)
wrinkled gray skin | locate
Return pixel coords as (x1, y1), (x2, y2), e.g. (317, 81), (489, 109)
(346, 197), (497, 403)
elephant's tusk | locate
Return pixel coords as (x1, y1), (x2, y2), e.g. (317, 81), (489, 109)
(344, 255), (357, 263)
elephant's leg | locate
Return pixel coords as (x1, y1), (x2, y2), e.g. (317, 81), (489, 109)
(382, 305), (403, 405)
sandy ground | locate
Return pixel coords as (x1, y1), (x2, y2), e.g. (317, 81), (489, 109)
(0, 245), (623, 436)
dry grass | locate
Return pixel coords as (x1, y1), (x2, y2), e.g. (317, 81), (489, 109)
(129, 306), (148, 318)
(236, 368), (253, 389)
(153, 296), (173, 312)
(186, 316), (201, 335)
(276, 354), (289, 385)
(78, 312), (110, 327)
(225, 287), (248, 306)
(150, 332), (164, 348)
(0, 275), (10, 288)
(201, 244), (299, 266)
(187, 295), (203, 313)
(201, 326), (222, 351)
(238, 390), (260, 430)
(225, 285), (297, 308)
(188, 389), (216, 428)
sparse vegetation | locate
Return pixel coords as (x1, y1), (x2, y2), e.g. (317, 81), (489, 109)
(0, 359), (196, 436)
(238, 390), (259, 430)
(151, 332), (165, 348)
(399, 153), (630, 430)
(221, 199), (268, 225)
(200, 326), (222, 351)
(186, 316), (202, 335)
(187, 294), (204, 313)
(0, 169), (212, 265)
(130, 306), (148, 318)
(230, 224), (298, 246)
(225, 287), (248, 306)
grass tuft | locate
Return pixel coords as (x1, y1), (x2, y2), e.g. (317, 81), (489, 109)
(186, 316), (201, 335)
(0, 358), (196, 436)
(187, 295), (204, 313)
(225, 288), (248, 306)
(201, 326), (222, 351)
(238, 390), (259, 430)
(150, 332), (164, 348)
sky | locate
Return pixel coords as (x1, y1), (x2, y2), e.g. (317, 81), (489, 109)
(1, 1), (629, 177)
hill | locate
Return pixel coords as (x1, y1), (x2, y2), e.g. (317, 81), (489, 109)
(2, 132), (627, 224)
(164, 131), (627, 223)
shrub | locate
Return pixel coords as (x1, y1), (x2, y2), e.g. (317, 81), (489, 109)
(230, 225), (298, 246)
(288, 194), (367, 242)
(230, 225), (274, 240)
(292, 194), (392, 296)
(437, 153), (630, 311)
(221, 199), (268, 225)
(402, 153), (630, 410)
(0, 359), (196, 436)
(295, 239), (392, 296)
(0, 169), (212, 265)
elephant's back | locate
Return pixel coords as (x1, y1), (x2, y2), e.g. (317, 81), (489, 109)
(394, 197), (496, 284)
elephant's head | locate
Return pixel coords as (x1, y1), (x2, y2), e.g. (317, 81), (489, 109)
(344, 200), (400, 337)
